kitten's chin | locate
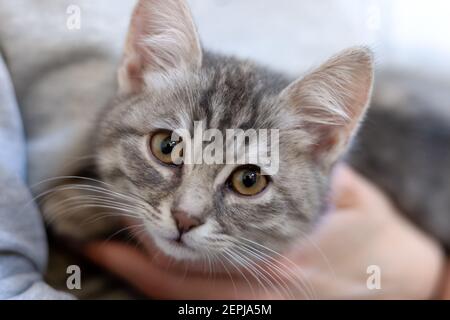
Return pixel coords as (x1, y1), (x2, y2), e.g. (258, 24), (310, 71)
(152, 235), (202, 261)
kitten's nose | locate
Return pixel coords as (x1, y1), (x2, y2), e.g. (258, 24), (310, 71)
(172, 210), (202, 235)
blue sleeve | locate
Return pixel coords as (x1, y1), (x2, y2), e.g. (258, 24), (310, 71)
(0, 53), (73, 300)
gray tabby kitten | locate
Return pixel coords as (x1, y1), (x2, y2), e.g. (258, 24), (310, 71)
(46, 0), (450, 262)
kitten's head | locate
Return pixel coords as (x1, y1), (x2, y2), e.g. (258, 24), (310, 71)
(96, 0), (373, 260)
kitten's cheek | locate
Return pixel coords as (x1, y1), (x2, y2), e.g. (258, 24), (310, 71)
(143, 218), (178, 241)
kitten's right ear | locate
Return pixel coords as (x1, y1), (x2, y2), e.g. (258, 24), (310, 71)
(280, 47), (374, 168)
(118, 0), (202, 95)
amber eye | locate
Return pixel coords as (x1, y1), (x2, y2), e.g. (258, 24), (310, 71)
(149, 130), (181, 165)
(229, 165), (269, 196)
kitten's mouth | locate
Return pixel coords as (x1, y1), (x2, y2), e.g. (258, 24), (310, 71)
(170, 237), (190, 248)
(153, 234), (200, 260)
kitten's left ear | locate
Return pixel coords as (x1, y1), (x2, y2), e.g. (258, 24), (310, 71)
(280, 47), (374, 168)
(118, 0), (202, 95)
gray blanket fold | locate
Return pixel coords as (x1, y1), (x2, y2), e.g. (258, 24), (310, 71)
(0, 0), (136, 299)
(0, 52), (72, 299)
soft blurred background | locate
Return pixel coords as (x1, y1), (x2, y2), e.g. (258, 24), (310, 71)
(188, 0), (450, 79)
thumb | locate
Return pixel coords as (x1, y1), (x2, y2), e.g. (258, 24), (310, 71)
(83, 241), (182, 298)
(83, 241), (260, 299)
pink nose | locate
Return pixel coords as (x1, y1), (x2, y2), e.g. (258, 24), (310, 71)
(172, 210), (202, 235)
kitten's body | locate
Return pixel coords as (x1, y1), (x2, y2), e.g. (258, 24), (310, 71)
(43, 0), (450, 265)
(48, 51), (450, 251)
(96, 52), (450, 249)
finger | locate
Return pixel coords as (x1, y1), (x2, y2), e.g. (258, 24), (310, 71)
(441, 261), (450, 299)
(83, 241), (267, 300)
(330, 164), (384, 209)
(330, 165), (361, 208)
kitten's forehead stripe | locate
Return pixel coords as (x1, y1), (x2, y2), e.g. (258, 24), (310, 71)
(200, 53), (290, 132)
(199, 72), (218, 129)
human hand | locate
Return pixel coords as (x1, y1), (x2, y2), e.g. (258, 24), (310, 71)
(84, 165), (444, 299)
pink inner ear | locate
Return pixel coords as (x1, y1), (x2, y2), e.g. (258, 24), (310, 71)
(118, 0), (202, 95)
(118, 0), (160, 94)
